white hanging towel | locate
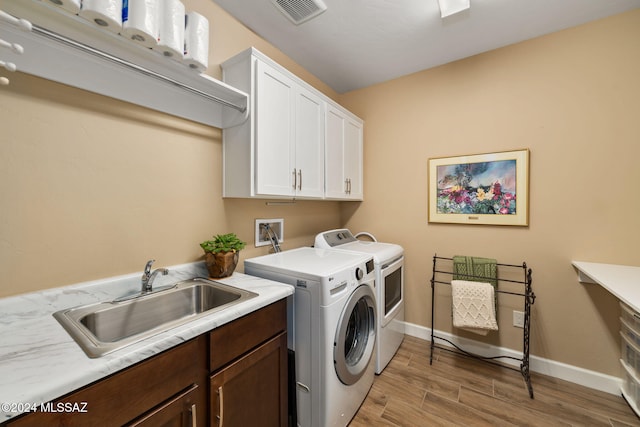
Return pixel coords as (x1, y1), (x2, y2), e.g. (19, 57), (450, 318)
(451, 279), (498, 336)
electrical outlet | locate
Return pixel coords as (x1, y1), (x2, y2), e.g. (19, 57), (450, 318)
(513, 310), (525, 328)
(255, 218), (284, 247)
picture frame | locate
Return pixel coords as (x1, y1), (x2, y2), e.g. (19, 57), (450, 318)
(428, 149), (529, 226)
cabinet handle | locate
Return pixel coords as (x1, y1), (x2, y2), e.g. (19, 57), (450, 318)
(296, 381), (310, 393)
(292, 169), (297, 190)
(298, 169), (302, 191)
(190, 403), (197, 427)
(216, 386), (224, 427)
(345, 178), (349, 194)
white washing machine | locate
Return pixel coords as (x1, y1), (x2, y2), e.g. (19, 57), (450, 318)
(244, 247), (376, 427)
(315, 229), (405, 374)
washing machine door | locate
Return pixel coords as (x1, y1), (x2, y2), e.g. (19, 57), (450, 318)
(334, 284), (377, 385)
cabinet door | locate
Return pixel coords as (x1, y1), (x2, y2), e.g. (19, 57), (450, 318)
(294, 88), (325, 198)
(255, 60), (295, 197)
(325, 105), (364, 200)
(344, 118), (363, 200)
(324, 105), (347, 199)
(210, 333), (288, 427)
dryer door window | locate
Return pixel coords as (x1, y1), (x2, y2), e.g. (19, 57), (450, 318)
(334, 284), (376, 385)
(384, 263), (402, 315)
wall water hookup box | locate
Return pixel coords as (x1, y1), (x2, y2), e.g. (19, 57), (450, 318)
(255, 218), (284, 247)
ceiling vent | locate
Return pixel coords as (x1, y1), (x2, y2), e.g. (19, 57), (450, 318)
(271, 0), (327, 25)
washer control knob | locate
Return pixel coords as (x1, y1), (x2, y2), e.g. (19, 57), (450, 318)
(355, 268), (364, 281)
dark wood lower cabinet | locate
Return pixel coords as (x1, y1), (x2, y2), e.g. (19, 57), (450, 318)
(4, 299), (288, 427)
(5, 335), (208, 427)
(210, 333), (287, 427)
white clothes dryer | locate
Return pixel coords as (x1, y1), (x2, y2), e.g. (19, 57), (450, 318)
(244, 247), (376, 427)
(315, 229), (405, 374)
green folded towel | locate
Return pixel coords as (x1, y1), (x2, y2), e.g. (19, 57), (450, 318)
(453, 255), (497, 287)
(453, 255), (498, 318)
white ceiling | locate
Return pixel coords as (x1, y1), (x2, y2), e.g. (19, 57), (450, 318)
(211, 0), (639, 93)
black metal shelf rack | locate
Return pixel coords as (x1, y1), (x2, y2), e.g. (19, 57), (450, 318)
(429, 254), (536, 398)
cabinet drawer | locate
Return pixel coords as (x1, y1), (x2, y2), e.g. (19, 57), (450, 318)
(621, 359), (640, 412)
(210, 300), (286, 371)
(621, 302), (640, 335)
(622, 316), (640, 347)
(621, 331), (640, 375)
(7, 335), (207, 427)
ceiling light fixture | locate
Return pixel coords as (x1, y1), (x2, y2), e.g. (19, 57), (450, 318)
(437, 0), (470, 18)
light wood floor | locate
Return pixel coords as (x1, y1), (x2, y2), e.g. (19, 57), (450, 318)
(350, 336), (640, 427)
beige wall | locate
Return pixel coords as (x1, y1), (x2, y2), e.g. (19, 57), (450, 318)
(0, 0), (341, 298)
(339, 9), (640, 376)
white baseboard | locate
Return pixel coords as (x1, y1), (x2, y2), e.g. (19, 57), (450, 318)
(403, 321), (622, 395)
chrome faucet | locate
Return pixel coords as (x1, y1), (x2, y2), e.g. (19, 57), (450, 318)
(141, 259), (169, 293)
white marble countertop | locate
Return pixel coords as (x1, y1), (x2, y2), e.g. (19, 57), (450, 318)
(572, 261), (640, 313)
(0, 262), (293, 422)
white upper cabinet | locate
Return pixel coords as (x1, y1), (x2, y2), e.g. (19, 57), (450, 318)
(222, 47), (361, 200)
(222, 48), (326, 199)
(325, 104), (364, 200)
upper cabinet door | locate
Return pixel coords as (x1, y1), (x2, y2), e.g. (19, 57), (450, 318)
(324, 104), (364, 200)
(325, 106), (347, 199)
(344, 118), (363, 200)
(294, 89), (325, 198)
(255, 60), (296, 197)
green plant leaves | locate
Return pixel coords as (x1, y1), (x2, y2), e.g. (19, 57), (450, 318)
(200, 233), (246, 253)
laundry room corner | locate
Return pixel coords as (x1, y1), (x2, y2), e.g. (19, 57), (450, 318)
(337, 9), (640, 389)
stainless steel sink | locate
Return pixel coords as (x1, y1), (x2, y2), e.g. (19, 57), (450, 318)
(53, 278), (257, 358)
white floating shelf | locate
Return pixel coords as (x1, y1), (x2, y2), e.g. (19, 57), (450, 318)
(572, 261), (640, 313)
(0, 0), (249, 128)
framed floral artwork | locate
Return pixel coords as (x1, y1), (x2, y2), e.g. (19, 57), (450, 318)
(428, 149), (529, 226)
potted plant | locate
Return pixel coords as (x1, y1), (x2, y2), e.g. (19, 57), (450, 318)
(200, 233), (246, 278)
